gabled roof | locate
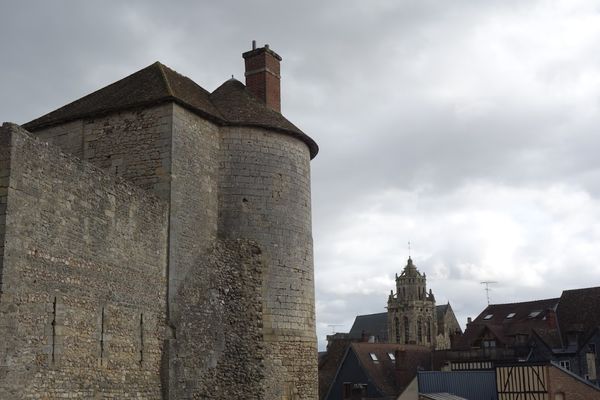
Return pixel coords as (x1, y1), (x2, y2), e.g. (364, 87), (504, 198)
(24, 62), (223, 129)
(349, 312), (388, 342)
(456, 298), (560, 349)
(24, 62), (318, 158)
(350, 342), (431, 397)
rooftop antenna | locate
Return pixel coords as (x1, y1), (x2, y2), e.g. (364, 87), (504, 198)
(480, 281), (498, 305)
(327, 324), (344, 334)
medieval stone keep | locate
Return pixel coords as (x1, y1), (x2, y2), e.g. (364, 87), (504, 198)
(0, 44), (319, 399)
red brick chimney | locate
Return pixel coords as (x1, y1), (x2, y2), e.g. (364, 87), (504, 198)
(242, 41), (282, 112)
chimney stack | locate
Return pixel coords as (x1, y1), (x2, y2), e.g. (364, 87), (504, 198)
(243, 41), (282, 112)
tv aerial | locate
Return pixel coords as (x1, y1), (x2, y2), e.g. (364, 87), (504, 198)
(480, 281), (498, 305)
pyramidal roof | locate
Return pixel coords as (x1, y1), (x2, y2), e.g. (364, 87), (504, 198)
(24, 62), (318, 158)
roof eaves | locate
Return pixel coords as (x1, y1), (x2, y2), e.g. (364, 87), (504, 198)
(24, 97), (180, 131)
(222, 121), (319, 159)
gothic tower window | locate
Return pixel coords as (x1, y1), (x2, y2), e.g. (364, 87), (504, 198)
(404, 317), (409, 344)
(395, 317), (400, 343)
(427, 318), (432, 343)
(417, 317), (423, 343)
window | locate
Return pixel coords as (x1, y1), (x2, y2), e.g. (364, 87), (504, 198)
(528, 310), (541, 318)
(427, 318), (432, 343)
(483, 314), (493, 320)
(369, 353), (378, 362)
(589, 343), (597, 354)
(388, 352), (395, 361)
(559, 360), (570, 371)
(395, 317), (401, 344)
(506, 312), (516, 319)
(417, 318), (423, 343)
(483, 339), (496, 348)
(404, 317), (409, 344)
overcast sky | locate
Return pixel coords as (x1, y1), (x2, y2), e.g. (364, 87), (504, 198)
(3, 0), (600, 350)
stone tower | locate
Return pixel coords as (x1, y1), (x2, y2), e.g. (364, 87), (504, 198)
(387, 257), (437, 348)
(0, 43), (318, 399)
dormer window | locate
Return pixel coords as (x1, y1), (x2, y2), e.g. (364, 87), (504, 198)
(483, 314), (493, 320)
(506, 313), (516, 319)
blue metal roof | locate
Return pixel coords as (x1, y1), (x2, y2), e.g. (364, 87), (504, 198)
(418, 371), (498, 400)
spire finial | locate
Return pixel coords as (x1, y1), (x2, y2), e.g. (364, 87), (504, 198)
(408, 241), (411, 259)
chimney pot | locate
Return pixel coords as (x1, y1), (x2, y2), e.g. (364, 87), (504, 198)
(242, 44), (282, 112)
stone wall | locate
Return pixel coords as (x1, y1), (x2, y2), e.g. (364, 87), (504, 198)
(167, 239), (266, 399)
(218, 126), (317, 399)
(0, 123), (168, 399)
(168, 104), (219, 312)
(31, 104), (173, 201)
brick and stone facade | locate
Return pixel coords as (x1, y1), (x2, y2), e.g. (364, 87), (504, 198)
(0, 43), (318, 399)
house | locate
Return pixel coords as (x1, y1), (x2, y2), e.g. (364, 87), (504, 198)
(444, 286), (600, 386)
(324, 343), (431, 400)
(416, 362), (600, 400)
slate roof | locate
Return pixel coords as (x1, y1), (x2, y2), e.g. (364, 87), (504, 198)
(456, 298), (560, 349)
(349, 305), (456, 343)
(350, 342), (431, 397)
(349, 312), (388, 342)
(557, 286), (600, 343)
(24, 62), (318, 159)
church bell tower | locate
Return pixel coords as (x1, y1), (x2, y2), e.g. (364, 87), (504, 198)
(387, 257), (437, 348)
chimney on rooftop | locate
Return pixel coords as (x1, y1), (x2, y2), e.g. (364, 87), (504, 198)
(243, 41), (282, 112)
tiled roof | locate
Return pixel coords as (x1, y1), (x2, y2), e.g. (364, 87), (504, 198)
(24, 62), (318, 159)
(349, 312), (388, 342)
(350, 342), (431, 397)
(210, 79), (318, 158)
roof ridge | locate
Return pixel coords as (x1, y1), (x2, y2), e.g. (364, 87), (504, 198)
(487, 298), (559, 307)
(155, 62), (174, 97)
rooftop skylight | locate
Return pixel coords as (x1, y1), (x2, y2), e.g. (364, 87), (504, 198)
(506, 312), (516, 319)
(369, 353), (378, 362)
(483, 314), (493, 320)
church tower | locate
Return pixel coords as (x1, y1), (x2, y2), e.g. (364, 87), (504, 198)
(387, 257), (437, 348)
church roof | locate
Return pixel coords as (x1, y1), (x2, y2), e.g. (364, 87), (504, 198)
(24, 62), (318, 159)
(349, 312), (389, 342)
(399, 257), (423, 278)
